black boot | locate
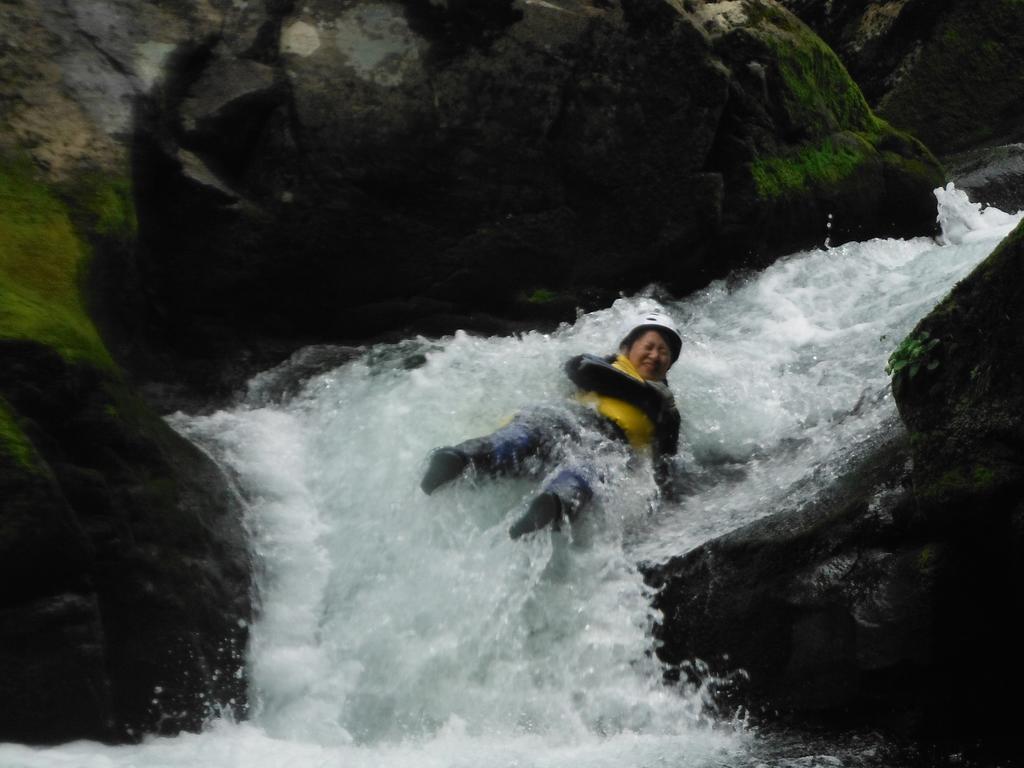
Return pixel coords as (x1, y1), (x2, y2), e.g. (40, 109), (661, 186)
(508, 492), (562, 539)
(420, 448), (469, 494)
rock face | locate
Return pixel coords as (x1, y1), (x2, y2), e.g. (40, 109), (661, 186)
(892, 220), (1024, 523)
(886, 220), (1024, 753)
(1, 0), (945, 375)
(778, 0), (1024, 156)
(776, 0), (948, 105)
(0, 345), (252, 744)
(121, 0), (943, 368)
(646, 430), (939, 726)
(944, 144), (1024, 213)
(646, 222), (1024, 756)
(0, 160), (251, 743)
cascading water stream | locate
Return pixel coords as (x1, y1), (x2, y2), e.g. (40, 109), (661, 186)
(1, 186), (1020, 768)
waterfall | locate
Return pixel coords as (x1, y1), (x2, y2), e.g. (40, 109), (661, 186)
(2, 186), (1019, 768)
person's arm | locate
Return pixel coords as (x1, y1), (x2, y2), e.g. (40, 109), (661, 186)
(648, 382), (683, 501)
(565, 354), (661, 415)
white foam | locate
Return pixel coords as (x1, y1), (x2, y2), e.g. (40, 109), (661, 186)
(935, 181), (1023, 245)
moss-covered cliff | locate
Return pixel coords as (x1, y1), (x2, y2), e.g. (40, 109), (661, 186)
(0, 154), (252, 743)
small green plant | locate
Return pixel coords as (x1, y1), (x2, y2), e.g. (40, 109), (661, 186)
(524, 288), (557, 304)
(885, 331), (940, 379)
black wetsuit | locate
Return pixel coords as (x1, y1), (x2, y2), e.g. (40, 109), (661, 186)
(564, 353), (681, 499)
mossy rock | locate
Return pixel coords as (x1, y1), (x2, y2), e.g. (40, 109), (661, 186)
(708, 4), (943, 254)
(740, 7), (940, 198)
(748, 6), (878, 137)
(0, 155), (116, 369)
(0, 153), (252, 743)
(896, 218), (1024, 424)
(0, 396), (36, 472)
(877, 0), (1024, 154)
(750, 131), (874, 200)
(894, 219), (1024, 522)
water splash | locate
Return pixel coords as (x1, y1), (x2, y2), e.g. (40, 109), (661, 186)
(935, 181), (1023, 245)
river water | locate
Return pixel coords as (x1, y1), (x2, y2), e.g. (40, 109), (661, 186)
(1, 186), (1020, 768)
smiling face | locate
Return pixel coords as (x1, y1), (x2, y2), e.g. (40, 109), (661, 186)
(624, 329), (674, 381)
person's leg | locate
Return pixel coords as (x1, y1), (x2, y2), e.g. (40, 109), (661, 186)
(421, 412), (555, 494)
(420, 447), (471, 494)
(508, 466), (595, 539)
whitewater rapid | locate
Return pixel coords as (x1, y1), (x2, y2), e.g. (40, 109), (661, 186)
(1, 186), (1020, 768)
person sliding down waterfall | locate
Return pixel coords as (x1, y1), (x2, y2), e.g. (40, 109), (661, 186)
(420, 311), (683, 539)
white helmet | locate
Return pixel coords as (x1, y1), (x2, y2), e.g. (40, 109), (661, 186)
(619, 310), (682, 362)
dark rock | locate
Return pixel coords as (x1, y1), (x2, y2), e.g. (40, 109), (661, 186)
(876, 0), (1024, 155)
(646, 419), (1023, 755)
(118, 0), (942, 378)
(776, 0), (951, 105)
(780, 0), (1024, 156)
(0, 436), (112, 743)
(243, 343), (363, 405)
(645, 222), (1024, 757)
(0, 341), (252, 743)
(944, 143), (1024, 213)
(891, 219), (1024, 522)
(645, 427), (933, 726)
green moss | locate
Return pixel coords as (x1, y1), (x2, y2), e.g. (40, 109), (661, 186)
(752, 10), (877, 135)
(879, 149), (939, 182)
(750, 133), (868, 199)
(524, 288), (557, 304)
(59, 171), (137, 241)
(0, 155), (115, 369)
(921, 463), (1000, 503)
(742, 8), (918, 200)
(0, 397), (36, 471)
(972, 465), (996, 487)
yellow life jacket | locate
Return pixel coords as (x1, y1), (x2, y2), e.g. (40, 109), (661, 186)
(577, 355), (655, 450)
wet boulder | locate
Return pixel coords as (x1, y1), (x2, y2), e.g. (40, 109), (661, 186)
(0, 160), (251, 744)
(645, 424), (1022, 755)
(778, 0), (1024, 156)
(882, 216), (1024, 755)
(775, 0), (949, 106)
(0, 342), (253, 744)
(875, 0), (1024, 156)
(126, 0), (943, 359)
(646, 221), (1024, 756)
(945, 143), (1024, 214)
(891, 219), (1024, 524)
(645, 430), (942, 729)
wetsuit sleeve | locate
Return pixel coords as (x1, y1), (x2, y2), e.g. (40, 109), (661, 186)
(648, 382), (683, 501)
